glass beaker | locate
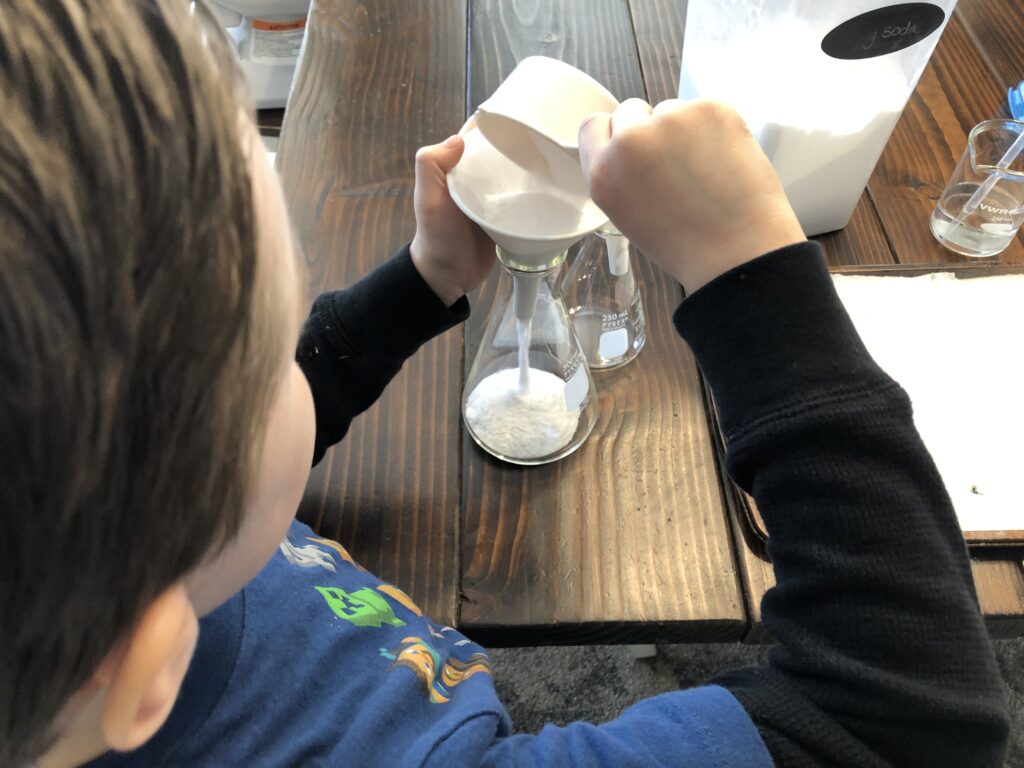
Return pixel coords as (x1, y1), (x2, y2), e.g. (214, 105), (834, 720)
(930, 119), (1024, 258)
(464, 255), (598, 465)
(562, 224), (646, 369)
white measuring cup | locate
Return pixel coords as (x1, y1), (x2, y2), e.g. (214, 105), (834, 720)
(475, 56), (619, 169)
(447, 113), (608, 270)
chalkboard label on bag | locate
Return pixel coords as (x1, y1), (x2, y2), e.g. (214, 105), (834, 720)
(821, 3), (946, 60)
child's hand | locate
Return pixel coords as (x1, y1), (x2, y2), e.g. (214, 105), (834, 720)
(411, 136), (496, 306)
(578, 99), (805, 294)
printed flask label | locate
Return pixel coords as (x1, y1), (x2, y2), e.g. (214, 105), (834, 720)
(562, 351), (589, 411)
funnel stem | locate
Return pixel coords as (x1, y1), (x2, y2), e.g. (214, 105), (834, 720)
(512, 272), (542, 322)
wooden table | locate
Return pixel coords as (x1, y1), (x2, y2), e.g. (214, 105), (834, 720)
(275, 0), (1024, 645)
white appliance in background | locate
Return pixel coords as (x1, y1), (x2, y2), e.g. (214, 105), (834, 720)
(207, 0), (312, 109)
(679, 1), (958, 236)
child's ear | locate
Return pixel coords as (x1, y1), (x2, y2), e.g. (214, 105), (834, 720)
(97, 583), (198, 752)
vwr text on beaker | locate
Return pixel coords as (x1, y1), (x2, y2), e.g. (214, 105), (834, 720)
(977, 202), (1014, 218)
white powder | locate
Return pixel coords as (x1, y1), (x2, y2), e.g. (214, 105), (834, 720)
(465, 368), (580, 459)
(481, 191), (583, 237)
(833, 273), (1024, 534)
(758, 110), (901, 235)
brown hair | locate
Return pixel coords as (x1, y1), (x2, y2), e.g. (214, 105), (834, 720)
(0, 2), (285, 763)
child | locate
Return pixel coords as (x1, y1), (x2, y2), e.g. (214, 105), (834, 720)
(0, 2), (1008, 766)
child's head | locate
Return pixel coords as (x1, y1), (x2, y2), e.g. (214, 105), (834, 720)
(0, 2), (315, 764)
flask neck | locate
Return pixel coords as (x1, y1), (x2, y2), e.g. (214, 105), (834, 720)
(496, 246), (568, 273)
(503, 263), (562, 324)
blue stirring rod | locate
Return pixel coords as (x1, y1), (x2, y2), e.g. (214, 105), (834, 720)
(1009, 79), (1024, 120)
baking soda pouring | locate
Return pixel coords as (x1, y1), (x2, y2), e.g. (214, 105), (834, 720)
(447, 58), (614, 464)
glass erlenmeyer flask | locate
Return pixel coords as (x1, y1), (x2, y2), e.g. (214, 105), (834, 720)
(562, 224), (646, 369)
(464, 256), (598, 465)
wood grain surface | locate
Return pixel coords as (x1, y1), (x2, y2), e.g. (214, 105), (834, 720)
(277, 0), (468, 625)
(956, 0), (1024, 93)
(459, 0), (746, 645)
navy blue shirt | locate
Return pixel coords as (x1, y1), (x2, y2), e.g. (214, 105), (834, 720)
(88, 519), (769, 767)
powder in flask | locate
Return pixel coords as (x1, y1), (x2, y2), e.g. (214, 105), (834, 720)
(465, 368), (580, 459)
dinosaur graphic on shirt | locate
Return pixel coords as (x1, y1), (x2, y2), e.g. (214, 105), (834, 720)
(279, 532), (370, 573)
(279, 538), (338, 571)
(306, 536), (366, 571)
(297, 534), (491, 704)
(315, 586), (407, 628)
(380, 637), (492, 704)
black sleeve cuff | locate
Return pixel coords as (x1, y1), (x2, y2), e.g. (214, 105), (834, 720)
(673, 242), (891, 442)
(311, 243), (469, 366)
(296, 243), (469, 466)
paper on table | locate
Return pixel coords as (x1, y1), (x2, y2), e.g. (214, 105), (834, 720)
(832, 273), (1024, 534)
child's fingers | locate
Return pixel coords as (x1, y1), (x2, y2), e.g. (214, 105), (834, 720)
(611, 98), (653, 135)
(652, 98), (685, 117)
(578, 112), (612, 183)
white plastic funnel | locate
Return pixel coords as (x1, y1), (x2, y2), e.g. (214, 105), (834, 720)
(447, 115), (608, 271)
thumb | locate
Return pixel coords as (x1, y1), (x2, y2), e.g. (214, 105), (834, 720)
(577, 112), (612, 186)
(417, 135), (465, 178)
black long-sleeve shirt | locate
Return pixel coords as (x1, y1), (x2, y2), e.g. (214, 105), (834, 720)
(296, 242), (1009, 767)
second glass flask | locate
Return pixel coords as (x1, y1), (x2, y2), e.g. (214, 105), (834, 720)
(562, 224), (646, 369)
